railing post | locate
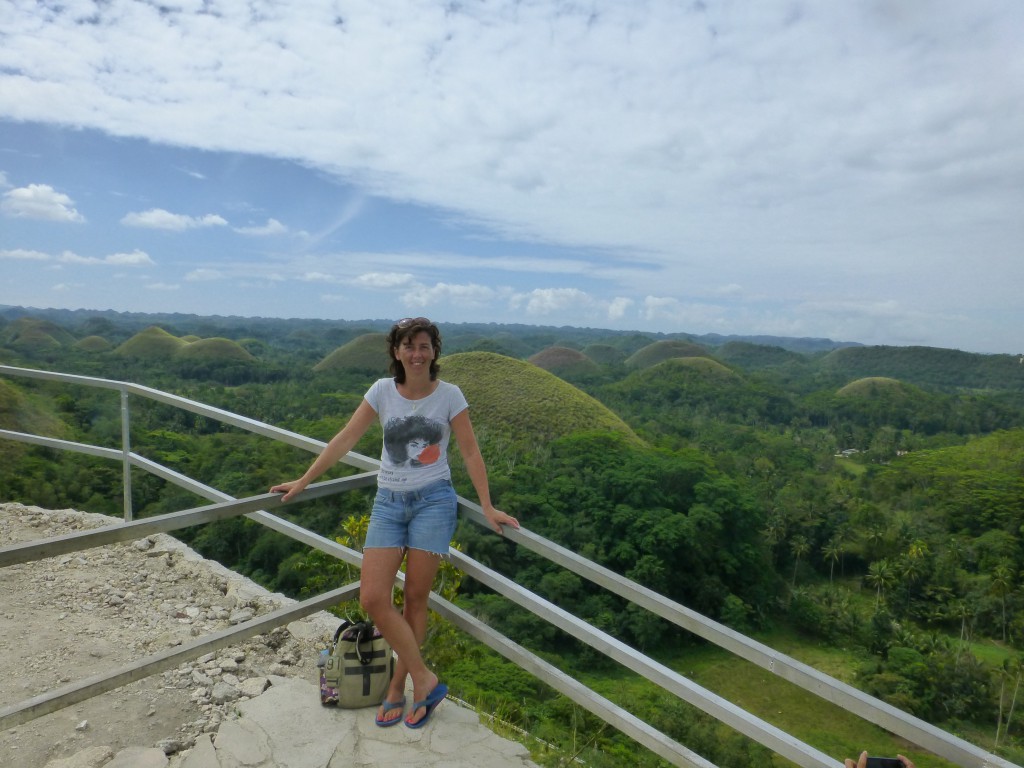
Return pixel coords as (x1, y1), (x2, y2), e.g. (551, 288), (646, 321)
(120, 386), (133, 522)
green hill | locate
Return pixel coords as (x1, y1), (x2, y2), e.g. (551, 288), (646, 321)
(314, 333), (389, 373)
(0, 318), (75, 351)
(820, 345), (1024, 392)
(668, 356), (739, 379)
(73, 335), (112, 352)
(176, 337), (255, 362)
(604, 357), (794, 432)
(527, 346), (600, 376)
(115, 326), (189, 359)
(716, 341), (809, 371)
(441, 351), (640, 446)
(0, 378), (67, 435)
(835, 376), (910, 398)
(625, 339), (710, 369)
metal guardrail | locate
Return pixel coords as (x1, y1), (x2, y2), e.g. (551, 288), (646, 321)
(0, 363), (1017, 768)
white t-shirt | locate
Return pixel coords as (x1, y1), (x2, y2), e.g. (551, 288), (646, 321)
(364, 378), (469, 490)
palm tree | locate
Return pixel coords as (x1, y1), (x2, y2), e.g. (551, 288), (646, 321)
(790, 535), (810, 589)
(866, 559), (895, 608)
(991, 563), (1014, 642)
(1006, 656), (1024, 743)
(821, 539), (842, 585)
(995, 656), (1023, 748)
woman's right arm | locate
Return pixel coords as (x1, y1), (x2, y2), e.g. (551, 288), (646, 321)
(270, 399), (378, 502)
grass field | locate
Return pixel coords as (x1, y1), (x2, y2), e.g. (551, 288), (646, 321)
(578, 625), (969, 767)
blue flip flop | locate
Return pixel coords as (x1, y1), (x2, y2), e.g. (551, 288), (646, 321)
(404, 682), (448, 729)
(374, 696), (406, 727)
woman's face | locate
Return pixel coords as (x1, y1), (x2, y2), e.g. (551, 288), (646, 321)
(394, 330), (436, 374)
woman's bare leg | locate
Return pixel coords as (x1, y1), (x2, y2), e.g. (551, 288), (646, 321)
(360, 547), (441, 723)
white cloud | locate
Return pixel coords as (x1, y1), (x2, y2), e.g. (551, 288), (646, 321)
(405, 282), (502, 309)
(353, 272), (416, 289)
(106, 249), (155, 266)
(1, 184), (84, 222)
(607, 297), (633, 321)
(121, 208), (227, 230)
(56, 251), (102, 265)
(300, 271), (341, 284)
(234, 218), (287, 236)
(146, 282), (180, 291)
(56, 249), (154, 266)
(513, 287), (596, 316)
(0, 248), (50, 261)
(642, 296), (686, 322)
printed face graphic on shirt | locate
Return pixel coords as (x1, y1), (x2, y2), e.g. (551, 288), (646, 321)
(383, 414), (444, 467)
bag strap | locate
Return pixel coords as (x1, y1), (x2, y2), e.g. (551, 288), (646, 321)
(332, 619), (354, 644)
(353, 620), (377, 666)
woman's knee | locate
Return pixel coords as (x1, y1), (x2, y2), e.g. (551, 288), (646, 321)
(401, 587), (431, 615)
(359, 586), (393, 616)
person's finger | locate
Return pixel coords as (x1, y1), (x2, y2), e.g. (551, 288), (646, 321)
(844, 762), (856, 768)
(858, 751), (868, 768)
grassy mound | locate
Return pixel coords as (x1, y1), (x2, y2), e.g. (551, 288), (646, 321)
(820, 345), (1024, 392)
(666, 356), (739, 379)
(528, 346), (600, 376)
(604, 356), (794, 430)
(74, 335), (112, 352)
(176, 337), (255, 362)
(115, 326), (188, 359)
(0, 318), (75, 351)
(441, 351), (640, 446)
(314, 333), (389, 373)
(836, 376), (908, 397)
(716, 341), (807, 371)
(625, 339), (710, 369)
(0, 378), (67, 435)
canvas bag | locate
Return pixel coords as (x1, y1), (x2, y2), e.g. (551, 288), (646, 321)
(318, 619), (394, 708)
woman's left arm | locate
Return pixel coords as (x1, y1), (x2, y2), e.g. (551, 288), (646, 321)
(450, 409), (520, 534)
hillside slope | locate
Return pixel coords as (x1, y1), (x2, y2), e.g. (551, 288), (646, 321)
(441, 351), (639, 445)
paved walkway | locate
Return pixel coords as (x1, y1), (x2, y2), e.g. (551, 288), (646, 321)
(46, 675), (542, 768)
(67, 675), (542, 768)
(169, 675), (540, 768)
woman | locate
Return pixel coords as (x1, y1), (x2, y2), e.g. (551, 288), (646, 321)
(271, 317), (519, 728)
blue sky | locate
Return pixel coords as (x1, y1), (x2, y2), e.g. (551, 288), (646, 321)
(2, 1), (1023, 354)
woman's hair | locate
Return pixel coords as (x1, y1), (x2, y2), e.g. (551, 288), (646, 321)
(387, 318), (442, 383)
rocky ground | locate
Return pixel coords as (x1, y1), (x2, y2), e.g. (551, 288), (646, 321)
(0, 502), (343, 768)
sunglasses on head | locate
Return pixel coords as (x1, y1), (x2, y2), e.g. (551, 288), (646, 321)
(395, 317), (432, 328)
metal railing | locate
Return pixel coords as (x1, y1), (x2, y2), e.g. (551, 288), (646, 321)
(0, 363), (1016, 768)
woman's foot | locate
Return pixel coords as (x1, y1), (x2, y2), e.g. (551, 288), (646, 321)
(405, 678), (447, 728)
(375, 696), (406, 727)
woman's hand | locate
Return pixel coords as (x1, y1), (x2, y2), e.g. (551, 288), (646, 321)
(483, 505), (520, 535)
(270, 479), (308, 503)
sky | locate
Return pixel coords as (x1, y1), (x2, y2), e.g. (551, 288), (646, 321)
(1, 1), (1023, 354)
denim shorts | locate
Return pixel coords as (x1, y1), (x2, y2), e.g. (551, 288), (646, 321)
(364, 478), (458, 555)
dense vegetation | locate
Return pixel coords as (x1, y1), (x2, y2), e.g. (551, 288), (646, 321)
(2, 306), (1023, 766)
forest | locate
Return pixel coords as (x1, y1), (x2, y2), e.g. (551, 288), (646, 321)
(1, 306), (1023, 767)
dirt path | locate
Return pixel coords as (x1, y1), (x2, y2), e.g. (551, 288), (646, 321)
(0, 502), (339, 768)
